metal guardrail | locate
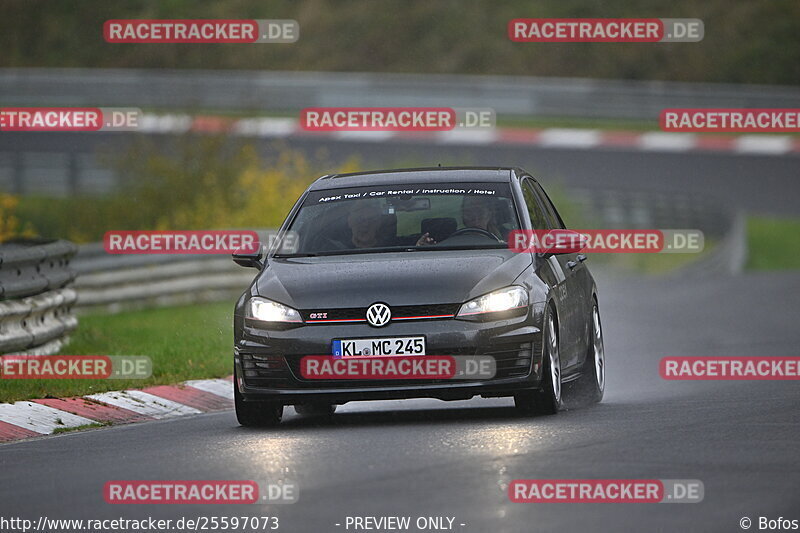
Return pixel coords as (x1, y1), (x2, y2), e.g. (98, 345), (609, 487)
(72, 245), (253, 312)
(2, 68), (800, 120)
(667, 212), (747, 278)
(570, 188), (745, 276)
(570, 188), (734, 235)
(68, 189), (743, 314)
(0, 240), (78, 355)
(71, 228), (277, 312)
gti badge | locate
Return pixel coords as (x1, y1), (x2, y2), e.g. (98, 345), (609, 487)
(366, 303), (391, 327)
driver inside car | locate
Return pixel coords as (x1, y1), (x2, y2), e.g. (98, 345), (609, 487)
(416, 195), (501, 246)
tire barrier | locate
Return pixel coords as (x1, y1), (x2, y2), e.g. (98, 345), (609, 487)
(0, 240), (78, 355)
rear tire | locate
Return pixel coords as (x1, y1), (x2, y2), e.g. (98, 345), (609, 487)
(515, 306), (562, 416)
(566, 302), (605, 405)
(234, 370), (283, 427)
(294, 403), (337, 417)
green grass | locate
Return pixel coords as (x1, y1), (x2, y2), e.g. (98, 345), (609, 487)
(0, 302), (233, 403)
(497, 115), (658, 132)
(747, 216), (800, 271)
(499, 115), (800, 136)
(52, 422), (108, 434)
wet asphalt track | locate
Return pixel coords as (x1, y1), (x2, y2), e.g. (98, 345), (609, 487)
(1, 137), (798, 532)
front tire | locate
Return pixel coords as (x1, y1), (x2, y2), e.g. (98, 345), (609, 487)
(234, 370), (283, 427)
(515, 306), (562, 416)
(566, 302), (605, 405)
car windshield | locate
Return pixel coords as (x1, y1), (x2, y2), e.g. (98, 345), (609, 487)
(277, 182), (520, 256)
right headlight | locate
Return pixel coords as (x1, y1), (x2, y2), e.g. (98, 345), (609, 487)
(457, 286), (529, 318)
(247, 297), (303, 324)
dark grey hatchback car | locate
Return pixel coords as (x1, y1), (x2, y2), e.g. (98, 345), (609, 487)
(232, 167), (605, 426)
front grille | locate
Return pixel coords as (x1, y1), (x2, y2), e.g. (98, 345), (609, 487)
(302, 303), (460, 323)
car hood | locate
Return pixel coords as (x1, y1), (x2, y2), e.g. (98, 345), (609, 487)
(255, 250), (532, 309)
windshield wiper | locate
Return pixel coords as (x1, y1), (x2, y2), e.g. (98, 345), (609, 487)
(273, 252), (318, 258)
(315, 247), (412, 256)
(274, 248), (406, 258)
(413, 243), (509, 251)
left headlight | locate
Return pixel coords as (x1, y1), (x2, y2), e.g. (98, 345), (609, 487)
(457, 286), (529, 318)
(247, 297), (303, 323)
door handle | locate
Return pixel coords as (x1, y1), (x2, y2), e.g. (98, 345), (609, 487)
(567, 260), (578, 270)
(577, 254), (587, 262)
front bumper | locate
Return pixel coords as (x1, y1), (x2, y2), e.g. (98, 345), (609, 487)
(234, 307), (545, 405)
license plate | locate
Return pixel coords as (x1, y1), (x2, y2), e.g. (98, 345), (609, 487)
(332, 337), (426, 358)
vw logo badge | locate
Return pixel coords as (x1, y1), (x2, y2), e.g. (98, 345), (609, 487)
(366, 303), (391, 327)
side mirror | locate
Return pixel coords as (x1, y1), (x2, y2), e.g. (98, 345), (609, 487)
(543, 229), (587, 255)
(232, 244), (264, 269)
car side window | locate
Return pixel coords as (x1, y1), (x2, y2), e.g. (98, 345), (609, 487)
(532, 182), (566, 229)
(521, 178), (550, 230)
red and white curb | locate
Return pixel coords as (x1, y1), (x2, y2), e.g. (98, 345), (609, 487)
(0, 377), (233, 443)
(137, 114), (800, 156)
